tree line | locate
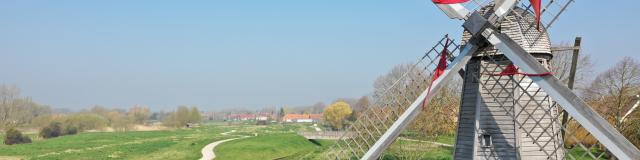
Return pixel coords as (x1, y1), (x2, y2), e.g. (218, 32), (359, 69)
(1, 86), (203, 145)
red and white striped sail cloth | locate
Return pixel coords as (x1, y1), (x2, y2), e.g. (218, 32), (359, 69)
(432, 0), (469, 4)
(432, 0), (470, 19)
(432, 0), (541, 28)
(530, 0), (542, 29)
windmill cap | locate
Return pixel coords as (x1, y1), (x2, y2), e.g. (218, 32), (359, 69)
(461, 5), (552, 56)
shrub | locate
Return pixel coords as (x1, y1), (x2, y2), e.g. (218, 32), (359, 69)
(40, 122), (63, 139)
(64, 125), (78, 135)
(4, 127), (32, 145)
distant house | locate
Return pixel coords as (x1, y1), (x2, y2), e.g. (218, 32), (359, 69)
(256, 116), (269, 121)
(201, 111), (216, 121)
(224, 114), (256, 121)
(223, 112), (274, 122)
(282, 114), (322, 123)
(255, 112), (272, 121)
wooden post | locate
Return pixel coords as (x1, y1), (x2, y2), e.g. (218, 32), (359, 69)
(561, 37), (581, 140)
(566, 37), (582, 90)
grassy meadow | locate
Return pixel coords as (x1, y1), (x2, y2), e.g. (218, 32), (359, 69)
(0, 122), (467, 160)
(0, 125), (233, 160)
(0, 123), (332, 160)
(214, 133), (320, 160)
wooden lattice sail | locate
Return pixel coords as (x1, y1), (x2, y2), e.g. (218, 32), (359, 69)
(323, 35), (463, 159)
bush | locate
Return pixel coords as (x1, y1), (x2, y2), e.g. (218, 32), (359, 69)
(40, 122), (63, 139)
(64, 125), (78, 135)
(4, 127), (32, 145)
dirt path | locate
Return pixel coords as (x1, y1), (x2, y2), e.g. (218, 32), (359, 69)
(199, 137), (243, 160)
(199, 130), (250, 160)
(398, 137), (453, 147)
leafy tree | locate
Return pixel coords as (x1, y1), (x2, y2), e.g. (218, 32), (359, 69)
(162, 106), (202, 127)
(189, 106), (202, 123)
(4, 127), (31, 145)
(323, 101), (353, 130)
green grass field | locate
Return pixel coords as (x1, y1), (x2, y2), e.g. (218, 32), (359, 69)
(0, 125), (232, 160)
(1, 123), (454, 160)
(214, 133), (321, 160)
(1, 123), (605, 160)
(0, 123), (327, 160)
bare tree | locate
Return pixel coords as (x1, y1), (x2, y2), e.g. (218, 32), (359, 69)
(310, 102), (326, 114)
(589, 57), (640, 128)
(354, 96), (370, 112)
(370, 63), (460, 136)
(549, 47), (594, 93)
(584, 57), (640, 147)
(0, 85), (51, 129)
(127, 105), (151, 124)
(0, 85), (20, 127)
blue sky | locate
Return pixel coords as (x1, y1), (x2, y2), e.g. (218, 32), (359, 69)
(0, 1), (638, 111)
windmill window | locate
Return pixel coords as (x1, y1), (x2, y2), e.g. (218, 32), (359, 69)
(481, 134), (492, 147)
(536, 58), (549, 67)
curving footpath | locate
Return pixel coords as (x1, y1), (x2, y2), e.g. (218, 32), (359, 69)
(199, 130), (250, 160)
(199, 137), (242, 160)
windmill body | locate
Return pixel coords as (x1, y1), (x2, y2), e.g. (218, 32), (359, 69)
(454, 7), (563, 160)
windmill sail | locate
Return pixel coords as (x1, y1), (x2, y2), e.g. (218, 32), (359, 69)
(323, 35), (473, 159)
(318, 0), (640, 159)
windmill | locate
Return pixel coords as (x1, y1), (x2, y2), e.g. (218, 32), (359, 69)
(323, 0), (640, 160)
